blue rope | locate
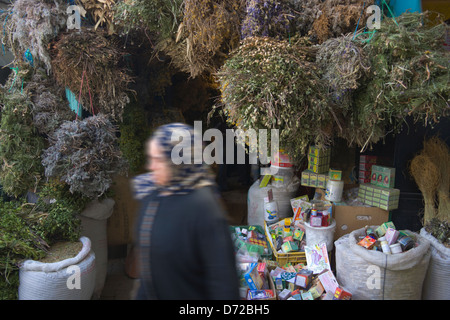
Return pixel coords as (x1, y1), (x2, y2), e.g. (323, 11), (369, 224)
(352, 1), (366, 41)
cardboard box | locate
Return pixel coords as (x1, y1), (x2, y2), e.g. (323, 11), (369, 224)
(370, 165), (396, 188)
(329, 169), (342, 180)
(301, 170), (328, 189)
(308, 162), (330, 174)
(359, 155), (377, 164)
(307, 146), (331, 174)
(359, 183), (400, 210)
(309, 145), (331, 157)
(333, 205), (389, 240)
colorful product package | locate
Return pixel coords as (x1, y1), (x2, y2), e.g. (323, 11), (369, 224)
(295, 269), (313, 288)
(376, 221), (396, 237)
(370, 165), (396, 188)
(247, 290), (274, 300)
(243, 263), (264, 290)
(281, 241), (298, 253)
(385, 227), (400, 245)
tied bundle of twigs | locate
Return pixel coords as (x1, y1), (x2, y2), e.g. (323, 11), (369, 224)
(50, 29), (133, 121)
(423, 137), (450, 223)
(410, 153), (440, 224)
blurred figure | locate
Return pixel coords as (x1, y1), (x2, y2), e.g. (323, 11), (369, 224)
(131, 123), (240, 300)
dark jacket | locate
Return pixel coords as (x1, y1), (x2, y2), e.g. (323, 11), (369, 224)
(136, 186), (240, 300)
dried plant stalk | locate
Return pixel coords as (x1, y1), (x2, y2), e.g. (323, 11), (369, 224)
(410, 153), (440, 224)
(423, 137), (450, 222)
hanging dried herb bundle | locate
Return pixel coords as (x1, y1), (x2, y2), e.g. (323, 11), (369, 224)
(50, 29), (133, 121)
(0, 0), (67, 74)
(42, 114), (128, 199)
(216, 36), (333, 163)
(241, 0), (292, 40)
(0, 91), (45, 198)
(113, 0), (184, 42)
(24, 70), (75, 136)
(289, 0), (374, 43)
(348, 12), (450, 150)
(77, 0), (117, 34)
(173, 0), (244, 77)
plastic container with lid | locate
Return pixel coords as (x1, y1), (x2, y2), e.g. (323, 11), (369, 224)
(390, 243), (402, 254)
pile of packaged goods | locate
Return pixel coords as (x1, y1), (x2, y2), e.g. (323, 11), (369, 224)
(266, 218), (306, 254)
(231, 226), (271, 262)
(238, 262), (276, 300)
(357, 222), (418, 254)
(239, 247), (352, 300)
(290, 197), (333, 228)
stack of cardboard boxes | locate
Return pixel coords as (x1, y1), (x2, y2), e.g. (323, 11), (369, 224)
(301, 146), (342, 189)
(357, 156), (400, 211)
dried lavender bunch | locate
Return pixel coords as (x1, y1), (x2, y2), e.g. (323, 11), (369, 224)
(241, 0), (293, 40)
(42, 114), (128, 199)
(25, 70), (75, 137)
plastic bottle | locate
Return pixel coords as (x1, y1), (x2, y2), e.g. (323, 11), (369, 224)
(321, 211), (329, 227)
(264, 197), (278, 225)
(379, 236), (391, 254)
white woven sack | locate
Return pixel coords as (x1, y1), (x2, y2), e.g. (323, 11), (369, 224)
(18, 237), (96, 300)
(420, 228), (450, 300)
(79, 198), (115, 299)
(335, 226), (431, 300)
(247, 176), (299, 227)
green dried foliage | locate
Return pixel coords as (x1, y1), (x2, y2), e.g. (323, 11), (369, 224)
(42, 114), (129, 199)
(29, 181), (87, 244)
(0, 0), (67, 74)
(119, 100), (151, 174)
(348, 13), (450, 150)
(0, 91), (45, 198)
(0, 200), (48, 300)
(50, 29), (133, 121)
(0, 181), (86, 300)
(216, 36), (333, 163)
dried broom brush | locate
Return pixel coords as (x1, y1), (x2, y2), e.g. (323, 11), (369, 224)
(423, 136), (450, 223)
(410, 153), (439, 224)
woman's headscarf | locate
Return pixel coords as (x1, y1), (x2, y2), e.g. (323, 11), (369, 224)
(132, 123), (216, 200)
